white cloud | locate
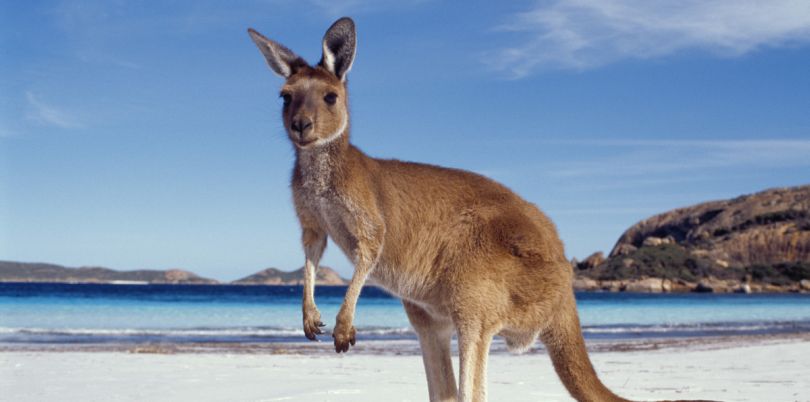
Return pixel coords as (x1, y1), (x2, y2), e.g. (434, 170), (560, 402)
(24, 92), (84, 129)
(487, 0), (810, 76)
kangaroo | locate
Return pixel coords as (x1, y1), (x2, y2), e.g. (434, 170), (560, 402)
(248, 17), (707, 402)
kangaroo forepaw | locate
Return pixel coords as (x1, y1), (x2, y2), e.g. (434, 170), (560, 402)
(303, 308), (325, 341)
(332, 322), (356, 353)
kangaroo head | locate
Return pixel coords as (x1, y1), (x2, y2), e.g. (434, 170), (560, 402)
(248, 18), (356, 149)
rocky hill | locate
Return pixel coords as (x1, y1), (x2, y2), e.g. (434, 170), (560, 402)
(573, 185), (810, 293)
(0, 261), (219, 284)
(232, 266), (348, 286)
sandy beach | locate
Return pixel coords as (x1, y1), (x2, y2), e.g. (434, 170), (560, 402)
(2, 335), (809, 402)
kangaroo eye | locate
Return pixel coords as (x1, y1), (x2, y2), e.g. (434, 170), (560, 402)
(280, 92), (292, 106)
(324, 92), (338, 105)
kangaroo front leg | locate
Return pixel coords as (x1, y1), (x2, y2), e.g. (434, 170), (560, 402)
(333, 231), (382, 353)
(301, 226), (327, 341)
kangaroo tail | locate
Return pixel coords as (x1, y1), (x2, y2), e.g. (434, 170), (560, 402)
(540, 289), (631, 402)
(540, 288), (719, 402)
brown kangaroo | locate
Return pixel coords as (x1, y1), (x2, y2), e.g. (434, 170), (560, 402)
(248, 17), (711, 402)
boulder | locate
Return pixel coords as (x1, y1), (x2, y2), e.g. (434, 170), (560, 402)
(669, 280), (695, 293)
(694, 282), (714, 293)
(642, 237), (665, 247)
(612, 243), (637, 256)
(600, 281), (624, 292)
(624, 278), (664, 293)
(572, 277), (600, 291)
(576, 252), (605, 270)
(695, 278), (735, 293)
(734, 283), (752, 294)
(762, 283), (788, 292)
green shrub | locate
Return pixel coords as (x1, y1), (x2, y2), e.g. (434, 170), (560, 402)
(587, 244), (809, 285)
(588, 244), (716, 281)
(742, 262), (809, 286)
(783, 262), (810, 281)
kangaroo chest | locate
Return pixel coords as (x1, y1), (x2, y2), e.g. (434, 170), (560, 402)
(294, 150), (424, 302)
(308, 192), (351, 241)
(295, 152), (360, 260)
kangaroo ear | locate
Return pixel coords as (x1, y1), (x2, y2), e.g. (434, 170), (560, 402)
(248, 28), (307, 78)
(319, 17), (356, 81)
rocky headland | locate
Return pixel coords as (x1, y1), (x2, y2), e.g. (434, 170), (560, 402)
(572, 185), (810, 293)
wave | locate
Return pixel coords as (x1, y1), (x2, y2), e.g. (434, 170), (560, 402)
(581, 320), (810, 339)
(0, 325), (417, 344)
(2, 320), (808, 344)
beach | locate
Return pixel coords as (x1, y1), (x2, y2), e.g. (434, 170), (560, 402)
(2, 334), (809, 402)
(2, 284), (810, 401)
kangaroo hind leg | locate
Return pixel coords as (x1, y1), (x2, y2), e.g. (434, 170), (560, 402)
(456, 318), (497, 402)
(403, 301), (457, 402)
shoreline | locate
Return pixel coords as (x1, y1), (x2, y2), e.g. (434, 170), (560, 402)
(2, 280), (808, 293)
(3, 331), (808, 355)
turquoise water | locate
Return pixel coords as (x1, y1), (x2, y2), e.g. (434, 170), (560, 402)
(1, 283), (809, 344)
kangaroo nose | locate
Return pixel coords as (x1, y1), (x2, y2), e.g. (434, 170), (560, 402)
(291, 117), (313, 134)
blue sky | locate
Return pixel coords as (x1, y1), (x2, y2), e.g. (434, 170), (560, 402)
(2, 1), (809, 281)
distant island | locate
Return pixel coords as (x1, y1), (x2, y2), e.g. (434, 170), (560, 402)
(0, 261), (347, 286)
(0, 261), (219, 285)
(2, 185), (808, 292)
(232, 266), (347, 286)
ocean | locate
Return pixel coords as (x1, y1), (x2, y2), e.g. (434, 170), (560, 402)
(1, 283), (809, 346)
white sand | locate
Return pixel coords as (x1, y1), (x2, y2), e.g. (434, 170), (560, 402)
(2, 339), (809, 402)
